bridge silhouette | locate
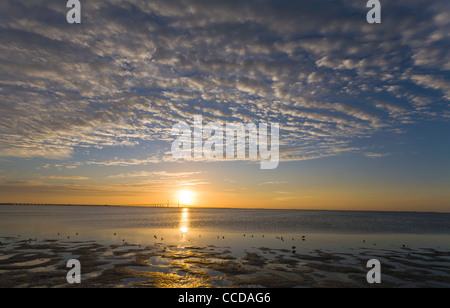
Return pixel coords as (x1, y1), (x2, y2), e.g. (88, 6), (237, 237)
(1, 202), (193, 208)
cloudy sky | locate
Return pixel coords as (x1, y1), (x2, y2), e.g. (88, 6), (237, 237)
(0, 0), (449, 211)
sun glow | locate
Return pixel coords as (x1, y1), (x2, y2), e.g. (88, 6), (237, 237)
(178, 190), (194, 205)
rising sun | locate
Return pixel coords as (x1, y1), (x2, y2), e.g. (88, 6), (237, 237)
(178, 190), (194, 205)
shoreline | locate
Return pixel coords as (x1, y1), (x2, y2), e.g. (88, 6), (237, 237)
(1, 203), (449, 215)
(1, 235), (449, 288)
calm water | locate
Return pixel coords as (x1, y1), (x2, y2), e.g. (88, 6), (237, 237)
(1, 205), (450, 253)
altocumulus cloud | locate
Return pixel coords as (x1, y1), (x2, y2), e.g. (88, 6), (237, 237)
(0, 0), (448, 163)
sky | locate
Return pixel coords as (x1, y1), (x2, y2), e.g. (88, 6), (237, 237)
(0, 0), (449, 212)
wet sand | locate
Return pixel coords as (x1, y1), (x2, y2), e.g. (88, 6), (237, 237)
(0, 235), (449, 288)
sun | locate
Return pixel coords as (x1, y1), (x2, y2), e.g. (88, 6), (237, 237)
(178, 190), (194, 205)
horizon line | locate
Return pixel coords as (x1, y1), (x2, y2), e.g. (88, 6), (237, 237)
(1, 202), (449, 214)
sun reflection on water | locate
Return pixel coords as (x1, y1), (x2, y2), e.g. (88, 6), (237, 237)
(179, 208), (190, 234)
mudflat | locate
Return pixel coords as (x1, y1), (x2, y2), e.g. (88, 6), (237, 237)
(0, 236), (449, 288)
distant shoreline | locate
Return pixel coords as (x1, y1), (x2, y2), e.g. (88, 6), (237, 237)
(0, 203), (449, 214)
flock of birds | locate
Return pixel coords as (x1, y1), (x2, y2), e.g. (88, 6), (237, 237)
(11, 232), (403, 254)
(18, 231), (309, 253)
(208, 233), (309, 254)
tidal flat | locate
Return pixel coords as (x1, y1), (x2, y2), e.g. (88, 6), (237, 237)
(0, 236), (449, 288)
